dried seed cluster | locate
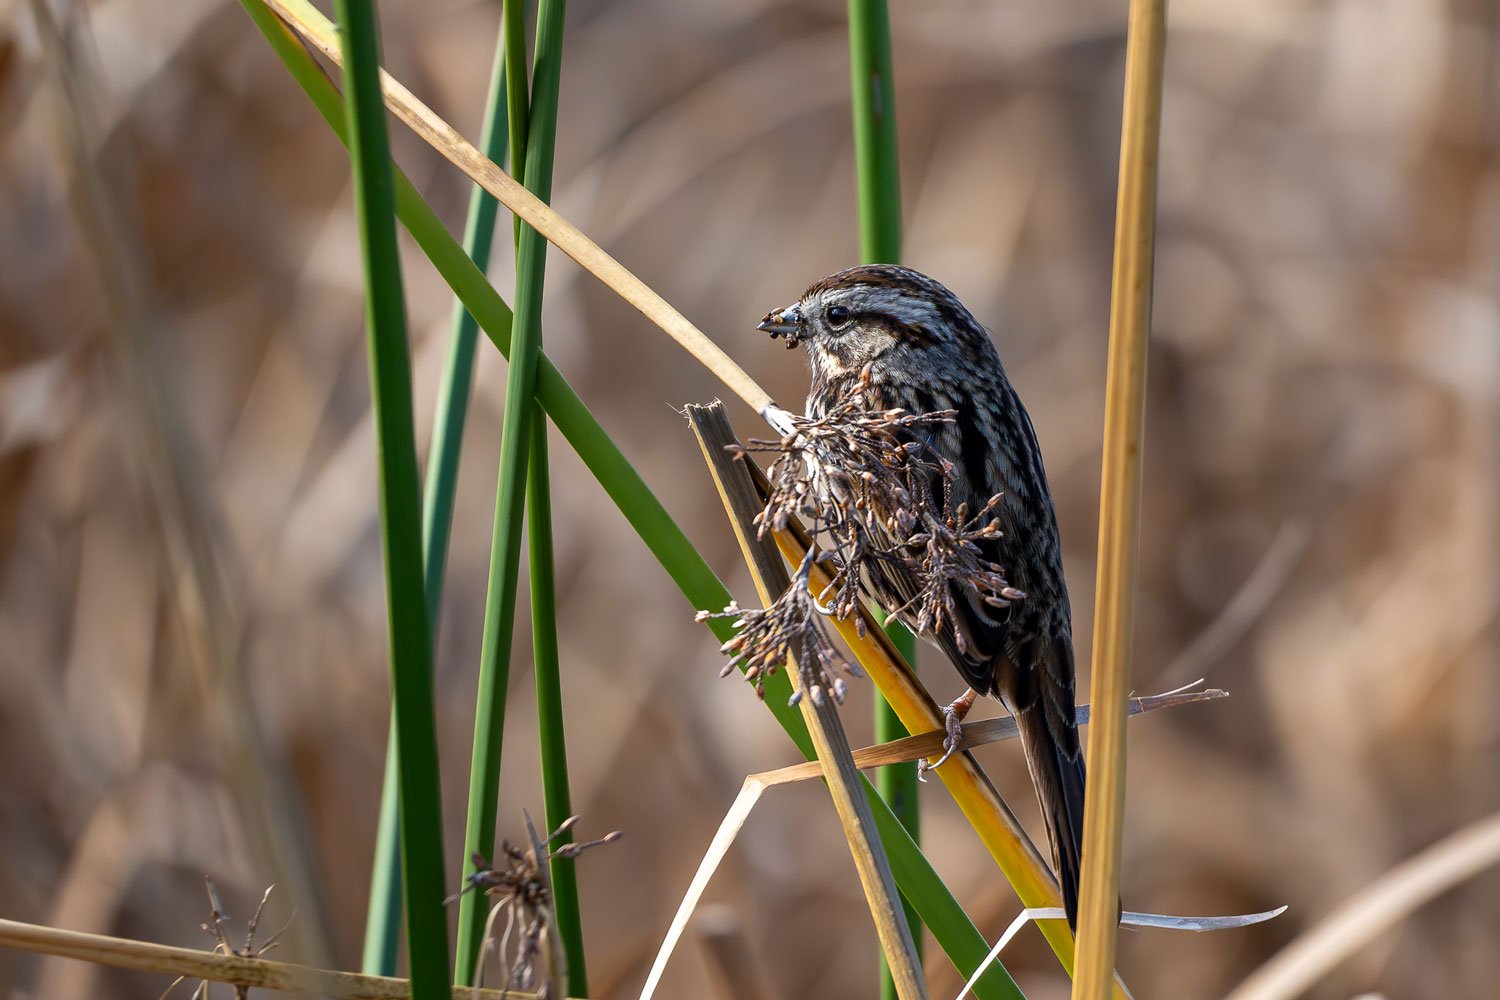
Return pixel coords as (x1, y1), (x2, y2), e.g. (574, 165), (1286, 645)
(887, 494), (1027, 655)
(706, 366), (1022, 705)
(697, 581), (864, 707)
(168, 880), (293, 1000)
(450, 816), (621, 997)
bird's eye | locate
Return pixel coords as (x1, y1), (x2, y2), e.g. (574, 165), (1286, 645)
(825, 305), (852, 328)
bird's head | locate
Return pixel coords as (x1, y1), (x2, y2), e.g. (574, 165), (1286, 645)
(757, 264), (987, 384)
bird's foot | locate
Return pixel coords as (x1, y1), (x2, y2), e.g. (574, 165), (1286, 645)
(918, 689), (978, 782)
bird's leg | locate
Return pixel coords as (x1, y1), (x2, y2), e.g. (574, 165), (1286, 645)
(918, 688), (979, 780)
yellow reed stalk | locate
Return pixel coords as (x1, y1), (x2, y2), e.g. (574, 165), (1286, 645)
(1072, 0), (1168, 996)
(255, 0), (776, 418)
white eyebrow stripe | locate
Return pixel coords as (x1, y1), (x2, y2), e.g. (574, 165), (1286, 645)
(831, 285), (944, 329)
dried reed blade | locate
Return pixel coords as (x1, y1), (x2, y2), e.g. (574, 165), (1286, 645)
(638, 777), (769, 1000)
(0, 918), (567, 1000)
(636, 687), (1236, 1000)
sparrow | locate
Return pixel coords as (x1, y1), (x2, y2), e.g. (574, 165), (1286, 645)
(759, 264), (1089, 928)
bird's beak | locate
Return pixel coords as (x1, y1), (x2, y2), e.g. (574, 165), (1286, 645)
(757, 303), (804, 347)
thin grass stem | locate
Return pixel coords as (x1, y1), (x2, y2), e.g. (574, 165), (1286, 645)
(526, 425), (585, 990)
(503, 0), (530, 242)
(454, 0), (574, 986)
(364, 740), (403, 975)
(509, 0), (587, 986)
(848, 0), (902, 266)
(873, 613), (920, 999)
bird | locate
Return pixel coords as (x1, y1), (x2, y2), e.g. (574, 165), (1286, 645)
(757, 263), (1089, 929)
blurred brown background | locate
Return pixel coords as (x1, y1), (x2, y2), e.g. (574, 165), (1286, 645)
(2, 1), (1497, 997)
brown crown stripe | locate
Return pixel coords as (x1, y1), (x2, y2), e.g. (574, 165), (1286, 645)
(802, 263), (947, 301)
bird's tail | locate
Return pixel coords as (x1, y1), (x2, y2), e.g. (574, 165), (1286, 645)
(1007, 632), (1089, 930)
(1014, 697), (1087, 929)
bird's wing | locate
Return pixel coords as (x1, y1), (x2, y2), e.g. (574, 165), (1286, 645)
(860, 422), (1011, 698)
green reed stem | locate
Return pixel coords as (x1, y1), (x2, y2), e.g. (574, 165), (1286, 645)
(360, 28), (511, 978)
(454, 0), (574, 985)
(848, 2), (922, 992)
(363, 740), (402, 975)
(503, 0), (530, 246)
(331, 1), (449, 996)
(242, 10), (1018, 992)
(849, 0), (903, 265)
(526, 424), (585, 988)
(507, 0), (587, 988)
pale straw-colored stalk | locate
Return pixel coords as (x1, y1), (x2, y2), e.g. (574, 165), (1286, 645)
(0, 918), (555, 1000)
(1072, 0), (1168, 996)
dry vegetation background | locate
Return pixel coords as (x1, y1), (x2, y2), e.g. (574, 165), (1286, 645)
(2, 0), (1498, 997)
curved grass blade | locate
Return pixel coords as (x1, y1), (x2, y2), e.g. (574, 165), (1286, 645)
(962, 907), (1285, 1000)
(647, 679), (1228, 1000)
(641, 772), (1024, 1000)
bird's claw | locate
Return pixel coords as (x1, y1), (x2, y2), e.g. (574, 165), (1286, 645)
(917, 702), (967, 782)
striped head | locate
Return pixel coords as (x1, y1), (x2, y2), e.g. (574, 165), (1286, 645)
(757, 264), (997, 388)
